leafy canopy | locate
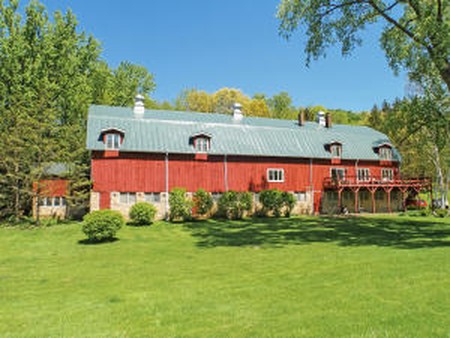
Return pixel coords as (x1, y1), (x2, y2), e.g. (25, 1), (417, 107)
(277, 0), (450, 90)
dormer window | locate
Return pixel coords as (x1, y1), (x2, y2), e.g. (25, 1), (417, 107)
(379, 146), (392, 160)
(330, 142), (342, 158)
(105, 133), (121, 150)
(195, 137), (210, 152)
(100, 128), (125, 151)
(191, 132), (212, 153)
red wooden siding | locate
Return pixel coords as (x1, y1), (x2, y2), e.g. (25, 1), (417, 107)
(33, 180), (68, 197)
(91, 151), (399, 195)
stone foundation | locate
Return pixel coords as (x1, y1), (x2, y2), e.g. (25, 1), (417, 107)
(90, 190), (313, 220)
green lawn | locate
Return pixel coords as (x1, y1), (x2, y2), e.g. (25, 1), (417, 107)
(1, 216), (449, 337)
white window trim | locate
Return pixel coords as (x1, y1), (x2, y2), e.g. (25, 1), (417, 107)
(120, 192), (136, 204)
(105, 133), (121, 150)
(296, 191), (307, 202)
(267, 168), (285, 182)
(381, 168), (394, 181)
(330, 168), (346, 181)
(194, 137), (210, 153)
(330, 144), (342, 158)
(357, 168), (371, 182)
(379, 146), (393, 160)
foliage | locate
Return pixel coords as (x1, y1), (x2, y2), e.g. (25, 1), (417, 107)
(81, 210), (124, 242)
(259, 189), (296, 217)
(0, 1), (156, 221)
(435, 209), (448, 218)
(129, 202), (157, 226)
(169, 188), (193, 222)
(281, 191), (296, 217)
(277, 0), (450, 90)
(193, 189), (213, 217)
(217, 191), (253, 220)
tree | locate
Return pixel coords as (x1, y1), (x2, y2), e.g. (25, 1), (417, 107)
(0, 0), (156, 221)
(268, 91), (295, 119)
(277, 0), (450, 90)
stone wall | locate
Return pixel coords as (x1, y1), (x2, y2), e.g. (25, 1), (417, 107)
(90, 190), (313, 220)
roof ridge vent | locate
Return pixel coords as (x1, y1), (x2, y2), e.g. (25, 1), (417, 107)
(232, 102), (243, 122)
(134, 94), (145, 117)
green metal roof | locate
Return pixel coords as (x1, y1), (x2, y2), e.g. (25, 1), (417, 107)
(86, 105), (400, 162)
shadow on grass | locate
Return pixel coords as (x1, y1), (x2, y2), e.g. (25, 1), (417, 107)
(184, 216), (450, 249)
(78, 237), (120, 245)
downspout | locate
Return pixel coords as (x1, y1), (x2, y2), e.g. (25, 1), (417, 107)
(224, 154), (228, 192)
(165, 152), (169, 220)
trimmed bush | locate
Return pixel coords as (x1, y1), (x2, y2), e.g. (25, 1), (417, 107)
(82, 210), (124, 242)
(129, 202), (157, 225)
(217, 191), (252, 220)
(169, 188), (193, 222)
(193, 189), (213, 217)
(259, 189), (296, 217)
(281, 192), (296, 217)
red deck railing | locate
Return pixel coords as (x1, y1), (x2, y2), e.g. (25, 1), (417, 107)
(323, 176), (432, 191)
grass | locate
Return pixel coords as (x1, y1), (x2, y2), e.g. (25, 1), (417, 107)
(1, 216), (449, 337)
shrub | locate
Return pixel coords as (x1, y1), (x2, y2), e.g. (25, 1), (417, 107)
(435, 209), (448, 218)
(217, 191), (253, 220)
(169, 188), (193, 222)
(259, 189), (282, 217)
(129, 202), (157, 225)
(82, 210), (124, 242)
(193, 189), (213, 217)
(259, 189), (296, 217)
(281, 192), (296, 217)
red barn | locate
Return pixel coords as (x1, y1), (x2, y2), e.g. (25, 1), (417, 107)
(86, 97), (430, 219)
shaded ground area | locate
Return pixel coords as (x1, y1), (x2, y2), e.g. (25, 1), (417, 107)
(184, 216), (450, 249)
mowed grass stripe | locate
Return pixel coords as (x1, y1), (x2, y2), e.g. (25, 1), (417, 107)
(0, 216), (449, 337)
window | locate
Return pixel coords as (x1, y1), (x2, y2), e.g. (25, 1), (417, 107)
(195, 137), (210, 152)
(39, 197), (50, 206)
(144, 192), (161, 203)
(357, 168), (370, 181)
(330, 144), (342, 158)
(120, 192), (136, 204)
(331, 168), (346, 181)
(267, 169), (284, 182)
(381, 168), (393, 181)
(296, 192), (307, 202)
(105, 133), (121, 150)
(379, 146), (392, 160)
(39, 196), (65, 207)
(53, 197), (60, 207)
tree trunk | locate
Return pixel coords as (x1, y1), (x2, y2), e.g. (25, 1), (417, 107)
(433, 145), (445, 209)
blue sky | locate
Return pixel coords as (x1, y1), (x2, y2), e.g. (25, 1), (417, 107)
(40, 0), (408, 112)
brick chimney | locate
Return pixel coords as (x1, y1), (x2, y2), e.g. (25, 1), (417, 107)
(325, 112), (332, 128)
(298, 110), (305, 126)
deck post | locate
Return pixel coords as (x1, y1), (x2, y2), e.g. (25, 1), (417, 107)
(353, 187), (360, 213)
(369, 187), (377, 213)
(338, 188), (343, 211)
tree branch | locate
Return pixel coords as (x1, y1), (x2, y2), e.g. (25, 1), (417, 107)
(367, 0), (430, 50)
(436, 0), (442, 22)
